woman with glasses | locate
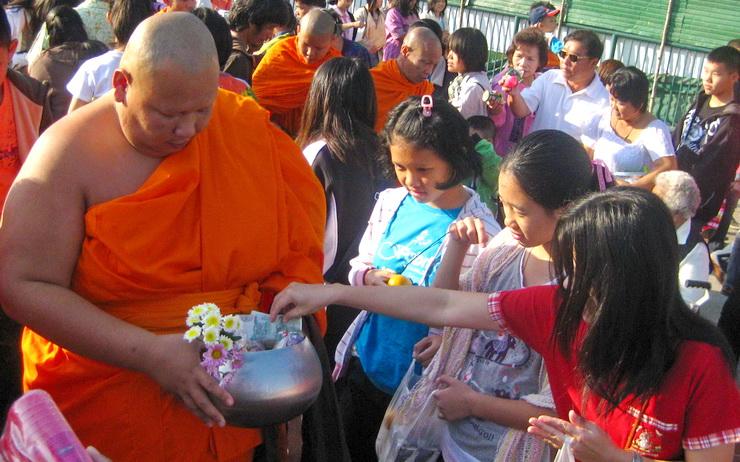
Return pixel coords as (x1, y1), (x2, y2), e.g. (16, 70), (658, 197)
(582, 66), (677, 189)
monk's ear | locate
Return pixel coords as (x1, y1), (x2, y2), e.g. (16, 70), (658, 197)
(112, 70), (130, 103)
(400, 44), (411, 58)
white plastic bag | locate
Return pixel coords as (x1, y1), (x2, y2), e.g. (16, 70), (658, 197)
(375, 361), (443, 462)
(553, 437), (575, 462)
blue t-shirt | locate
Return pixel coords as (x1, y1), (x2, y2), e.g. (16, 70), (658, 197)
(356, 195), (461, 394)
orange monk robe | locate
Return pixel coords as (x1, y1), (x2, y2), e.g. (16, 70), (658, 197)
(251, 36), (340, 136)
(22, 89), (326, 462)
(370, 59), (435, 132)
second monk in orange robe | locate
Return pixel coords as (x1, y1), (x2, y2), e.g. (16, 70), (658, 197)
(252, 9), (341, 136)
(370, 26), (440, 131)
(0, 13), (327, 462)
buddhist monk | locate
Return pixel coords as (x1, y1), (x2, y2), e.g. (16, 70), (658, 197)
(251, 8), (341, 136)
(0, 12), (330, 461)
(370, 26), (440, 131)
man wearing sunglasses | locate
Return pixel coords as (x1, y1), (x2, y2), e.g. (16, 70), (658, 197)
(505, 29), (609, 141)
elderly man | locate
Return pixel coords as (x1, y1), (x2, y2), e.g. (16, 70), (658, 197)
(0, 13), (333, 461)
(506, 29), (609, 140)
(652, 170), (711, 308)
(370, 26), (439, 131)
(252, 8), (341, 135)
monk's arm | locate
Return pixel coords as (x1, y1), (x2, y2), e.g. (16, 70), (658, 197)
(0, 132), (231, 426)
(271, 282), (494, 329)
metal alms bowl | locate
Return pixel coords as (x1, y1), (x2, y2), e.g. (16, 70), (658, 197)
(217, 336), (323, 428)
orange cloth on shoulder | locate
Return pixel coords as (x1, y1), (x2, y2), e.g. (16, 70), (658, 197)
(251, 36), (340, 135)
(370, 59), (434, 132)
(22, 89), (326, 462)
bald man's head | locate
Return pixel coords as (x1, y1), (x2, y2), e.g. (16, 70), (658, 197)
(296, 9), (337, 64)
(398, 26), (443, 83)
(114, 13), (220, 158)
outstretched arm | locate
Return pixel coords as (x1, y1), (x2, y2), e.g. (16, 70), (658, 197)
(270, 282), (495, 331)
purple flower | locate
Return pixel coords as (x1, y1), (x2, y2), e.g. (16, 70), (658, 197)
(201, 344), (228, 379)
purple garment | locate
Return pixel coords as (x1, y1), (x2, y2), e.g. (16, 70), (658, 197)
(383, 7), (418, 61)
(490, 68), (538, 157)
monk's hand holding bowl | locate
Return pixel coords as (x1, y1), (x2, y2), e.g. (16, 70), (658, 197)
(145, 333), (234, 427)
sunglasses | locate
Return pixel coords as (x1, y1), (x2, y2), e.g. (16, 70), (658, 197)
(558, 50), (591, 63)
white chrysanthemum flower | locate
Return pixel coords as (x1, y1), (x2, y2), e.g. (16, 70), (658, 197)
(189, 304), (209, 318)
(219, 335), (234, 351)
(203, 312), (221, 329)
(222, 315), (241, 333)
(185, 312), (201, 327)
(204, 303), (221, 315)
(183, 326), (202, 342)
(203, 327), (220, 345)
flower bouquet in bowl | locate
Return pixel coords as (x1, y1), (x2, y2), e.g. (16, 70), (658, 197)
(183, 305), (323, 428)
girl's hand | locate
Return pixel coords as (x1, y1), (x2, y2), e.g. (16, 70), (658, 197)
(433, 375), (476, 421)
(486, 98), (504, 116)
(413, 334), (442, 367)
(364, 268), (396, 286)
(528, 410), (631, 462)
(448, 217), (489, 247)
(270, 282), (336, 321)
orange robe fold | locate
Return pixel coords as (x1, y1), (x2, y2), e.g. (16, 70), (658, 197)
(22, 89), (326, 462)
(370, 59), (435, 131)
(251, 36), (340, 136)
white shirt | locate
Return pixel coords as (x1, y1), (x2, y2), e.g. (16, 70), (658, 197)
(521, 69), (609, 140)
(448, 72), (490, 119)
(582, 109), (675, 176)
(676, 220), (710, 309)
(66, 50), (123, 103)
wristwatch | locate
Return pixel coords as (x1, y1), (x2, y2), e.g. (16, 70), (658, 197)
(631, 452), (643, 462)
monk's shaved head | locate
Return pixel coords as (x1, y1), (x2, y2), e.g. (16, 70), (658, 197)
(296, 9), (336, 64)
(113, 12), (220, 158)
(299, 8), (338, 38)
(398, 25), (443, 84)
(402, 26), (442, 52)
(121, 12), (219, 80)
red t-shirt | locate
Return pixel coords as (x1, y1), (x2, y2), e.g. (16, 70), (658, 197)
(488, 285), (740, 459)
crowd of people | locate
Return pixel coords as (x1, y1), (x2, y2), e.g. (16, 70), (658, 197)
(0, 0), (738, 460)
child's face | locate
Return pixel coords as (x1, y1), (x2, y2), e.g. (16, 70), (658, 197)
(538, 15), (557, 33)
(390, 137), (458, 208)
(447, 50), (465, 74)
(511, 43), (540, 79)
(432, 0), (446, 15)
(498, 170), (560, 248)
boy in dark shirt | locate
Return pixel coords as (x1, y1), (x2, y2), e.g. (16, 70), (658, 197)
(673, 46), (739, 227)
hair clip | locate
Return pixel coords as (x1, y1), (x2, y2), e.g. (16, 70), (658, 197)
(421, 95), (433, 117)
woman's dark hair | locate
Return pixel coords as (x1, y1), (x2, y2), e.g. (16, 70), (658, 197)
(563, 29), (603, 59)
(229, 0), (291, 31)
(296, 57), (380, 174)
(397, 0), (418, 19)
(607, 66), (649, 112)
(31, 0), (79, 37)
(500, 130), (593, 211)
(45, 5), (87, 48)
(552, 187), (735, 410)
(109, 0), (153, 46)
(448, 27), (488, 73)
(192, 7), (231, 68)
(381, 96), (481, 189)
(597, 58), (624, 84)
(425, 0), (445, 16)
(505, 27), (548, 69)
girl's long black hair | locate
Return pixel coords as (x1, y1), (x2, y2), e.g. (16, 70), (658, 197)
(551, 187), (734, 410)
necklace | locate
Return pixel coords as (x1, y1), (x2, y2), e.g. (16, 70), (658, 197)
(611, 112), (636, 143)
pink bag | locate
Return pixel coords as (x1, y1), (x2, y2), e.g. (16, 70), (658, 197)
(0, 390), (92, 462)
